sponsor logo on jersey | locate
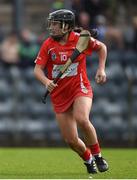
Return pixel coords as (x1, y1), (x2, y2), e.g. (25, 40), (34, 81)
(52, 62), (79, 78)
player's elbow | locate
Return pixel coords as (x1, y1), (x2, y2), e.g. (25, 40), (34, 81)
(101, 42), (107, 52)
(97, 42), (107, 55)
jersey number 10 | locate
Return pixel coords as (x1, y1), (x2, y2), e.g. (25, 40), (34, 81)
(60, 54), (67, 61)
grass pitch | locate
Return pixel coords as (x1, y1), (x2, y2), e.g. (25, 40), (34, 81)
(0, 148), (136, 179)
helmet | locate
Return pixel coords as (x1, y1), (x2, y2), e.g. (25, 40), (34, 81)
(47, 9), (75, 29)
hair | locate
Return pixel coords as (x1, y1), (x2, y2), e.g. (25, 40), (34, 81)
(74, 27), (99, 38)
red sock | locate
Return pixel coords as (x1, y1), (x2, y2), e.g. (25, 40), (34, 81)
(81, 148), (91, 161)
(89, 143), (101, 155)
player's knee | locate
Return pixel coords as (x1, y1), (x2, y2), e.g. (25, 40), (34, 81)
(77, 117), (91, 130)
(79, 120), (91, 130)
(74, 114), (90, 129)
(74, 113), (86, 122)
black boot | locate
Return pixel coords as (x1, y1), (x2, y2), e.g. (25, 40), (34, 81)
(84, 160), (97, 174)
(94, 156), (109, 172)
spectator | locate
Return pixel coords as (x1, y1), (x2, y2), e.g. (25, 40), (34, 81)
(95, 14), (124, 50)
(71, 0), (85, 22)
(18, 28), (39, 68)
(132, 16), (137, 51)
(94, 15), (107, 41)
(51, 0), (65, 11)
(77, 11), (92, 30)
(0, 31), (19, 67)
(82, 0), (108, 26)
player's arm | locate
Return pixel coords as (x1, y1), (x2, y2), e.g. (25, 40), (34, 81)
(93, 39), (107, 84)
(34, 64), (57, 92)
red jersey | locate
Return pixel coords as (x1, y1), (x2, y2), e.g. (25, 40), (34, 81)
(35, 31), (100, 113)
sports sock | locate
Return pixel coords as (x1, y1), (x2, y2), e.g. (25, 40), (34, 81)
(81, 148), (93, 164)
(89, 143), (101, 157)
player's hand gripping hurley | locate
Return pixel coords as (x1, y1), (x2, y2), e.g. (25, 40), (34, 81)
(42, 30), (90, 104)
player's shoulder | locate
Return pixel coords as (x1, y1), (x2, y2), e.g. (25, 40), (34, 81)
(69, 31), (80, 42)
(40, 37), (55, 50)
(42, 37), (53, 45)
(71, 31), (80, 37)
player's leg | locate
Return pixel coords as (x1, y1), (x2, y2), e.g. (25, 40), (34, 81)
(73, 96), (109, 172)
(56, 107), (85, 155)
(55, 107), (97, 174)
(73, 96), (99, 148)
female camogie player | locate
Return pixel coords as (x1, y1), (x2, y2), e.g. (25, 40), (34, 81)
(34, 9), (109, 174)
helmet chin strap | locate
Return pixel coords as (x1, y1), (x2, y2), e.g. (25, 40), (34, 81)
(61, 22), (69, 34)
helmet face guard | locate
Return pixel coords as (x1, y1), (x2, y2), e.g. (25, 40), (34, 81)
(47, 20), (61, 30)
(47, 19), (65, 40)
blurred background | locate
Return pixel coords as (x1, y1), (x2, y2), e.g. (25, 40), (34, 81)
(0, 0), (137, 148)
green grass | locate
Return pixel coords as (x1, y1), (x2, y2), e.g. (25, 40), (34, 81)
(0, 148), (136, 179)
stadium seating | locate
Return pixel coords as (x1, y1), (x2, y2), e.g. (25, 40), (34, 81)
(0, 50), (137, 147)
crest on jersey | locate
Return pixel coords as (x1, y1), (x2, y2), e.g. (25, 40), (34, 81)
(51, 52), (56, 61)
